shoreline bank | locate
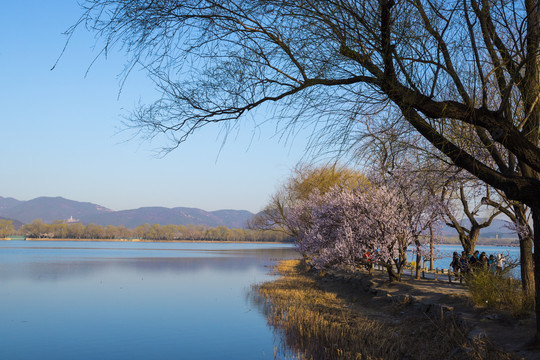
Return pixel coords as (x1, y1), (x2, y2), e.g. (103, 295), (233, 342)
(256, 260), (538, 359)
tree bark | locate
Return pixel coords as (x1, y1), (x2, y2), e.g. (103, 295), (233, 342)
(532, 206), (540, 344)
(513, 203), (536, 302)
(386, 252), (406, 282)
(483, 199), (535, 297)
(386, 264), (400, 282)
(520, 233), (535, 303)
(429, 225), (434, 271)
(458, 233), (475, 255)
(456, 224), (483, 256)
(415, 253), (422, 280)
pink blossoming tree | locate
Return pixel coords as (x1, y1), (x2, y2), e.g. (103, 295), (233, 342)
(376, 166), (446, 278)
(292, 174), (444, 281)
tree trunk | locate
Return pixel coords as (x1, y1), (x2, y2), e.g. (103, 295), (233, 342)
(414, 238), (422, 279)
(468, 227), (480, 252)
(415, 253), (421, 280)
(511, 204), (536, 301)
(459, 234), (473, 255)
(429, 225), (434, 271)
(386, 264), (400, 282)
(459, 227), (481, 255)
(520, 232), (535, 303)
(531, 206), (540, 344)
(386, 252), (407, 282)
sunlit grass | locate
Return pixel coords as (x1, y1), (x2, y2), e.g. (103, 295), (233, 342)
(464, 269), (534, 317)
(255, 260), (516, 360)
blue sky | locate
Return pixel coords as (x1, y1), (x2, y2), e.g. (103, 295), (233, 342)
(0, 1), (316, 213)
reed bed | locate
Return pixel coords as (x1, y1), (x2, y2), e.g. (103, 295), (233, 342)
(254, 260), (516, 360)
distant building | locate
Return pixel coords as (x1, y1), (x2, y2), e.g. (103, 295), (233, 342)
(66, 216), (79, 223)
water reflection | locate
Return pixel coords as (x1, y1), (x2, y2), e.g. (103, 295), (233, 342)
(0, 241), (300, 360)
(0, 248), (298, 281)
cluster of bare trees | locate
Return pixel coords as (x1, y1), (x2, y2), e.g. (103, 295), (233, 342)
(69, 0), (540, 342)
(2, 219), (290, 242)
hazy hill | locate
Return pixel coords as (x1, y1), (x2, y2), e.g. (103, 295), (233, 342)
(0, 196), (254, 229)
(0, 195), (523, 235)
(0, 196), (112, 224)
(0, 196), (24, 211)
(440, 218), (518, 239)
(81, 207), (254, 229)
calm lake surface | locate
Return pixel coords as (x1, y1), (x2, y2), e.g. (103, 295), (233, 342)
(0, 241), (300, 360)
(419, 244), (521, 277)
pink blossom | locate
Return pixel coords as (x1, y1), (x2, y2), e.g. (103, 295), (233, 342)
(291, 173), (444, 279)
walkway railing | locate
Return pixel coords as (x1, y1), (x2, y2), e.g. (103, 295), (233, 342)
(369, 263), (463, 284)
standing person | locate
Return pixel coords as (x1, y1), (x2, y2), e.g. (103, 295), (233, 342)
(488, 254), (496, 273)
(478, 252), (488, 270)
(460, 251), (469, 274)
(468, 251), (478, 270)
(363, 251), (373, 275)
(450, 252), (460, 279)
(496, 253), (505, 275)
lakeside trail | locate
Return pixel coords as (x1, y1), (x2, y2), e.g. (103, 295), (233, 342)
(256, 260), (540, 360)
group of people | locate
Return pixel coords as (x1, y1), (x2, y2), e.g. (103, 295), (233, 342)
(450, 250), (505, 277)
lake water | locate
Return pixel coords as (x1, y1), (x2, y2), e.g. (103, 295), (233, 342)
(0, 240), (522, 359)
(416, 244), (521, 277)
(0, 241), (300, 360)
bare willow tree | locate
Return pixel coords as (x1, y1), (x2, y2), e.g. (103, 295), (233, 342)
(442, 179), (505, 254)
(71, 0), (540, 342)
(350, 115), (537, 297)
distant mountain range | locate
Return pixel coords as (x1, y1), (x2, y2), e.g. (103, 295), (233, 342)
(0, 196), (254, 229)
(0, 196), (520, 238)
(440, 218), (518, 239)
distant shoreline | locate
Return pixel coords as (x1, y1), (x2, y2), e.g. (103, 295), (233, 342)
(436, 236), (519, 247)
(437, 242), (519, 247)
(1, 237), (293, 245)
(2, 237), (519, 247)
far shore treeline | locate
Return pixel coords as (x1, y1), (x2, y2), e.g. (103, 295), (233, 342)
(438, 236), (519, 247)
(0, 217), (518, 245)
(0, 219), (292, 242)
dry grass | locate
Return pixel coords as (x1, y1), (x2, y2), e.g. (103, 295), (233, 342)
(254, 260), (517, 360)
(464, 269), (534, 317)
